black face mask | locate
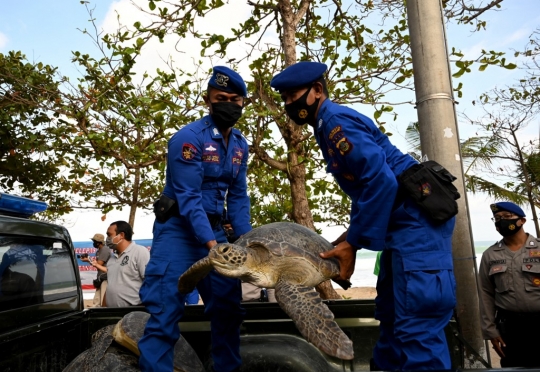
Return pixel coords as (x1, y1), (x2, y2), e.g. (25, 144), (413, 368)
(211, 102), (243, 130)
(284, 86), (320, 126)
(495, 218), (523, 237)
(92, 241), (101, 249)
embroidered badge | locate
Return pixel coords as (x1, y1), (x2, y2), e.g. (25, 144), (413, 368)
(318, 119), (323, 128)
(205, 144), (217, 152)
(213, 128), (219, 136)
(328, 148), (335, 157)
(182, 143), (197, 160)
(530, 241), (536, 246)
(420, 182), (432, 196)
(121, 255), (129, 266)
(490, 259), (506, 265)
(529, 250), (540, 257)
(491, 265), (504, 273)
(526, 264), (533, 270)
(336, 137), (353, 155)
(523, 258), (540, 263)
(298, 109), (308, 119)
(202, 154), (220, 163)
(232, 147), (243, 165)
(215, 73), (229, 87)
(328, 126), (342, 140)
(342, 173), (354, 181)
(508, 223), (516, 231)
(490, 204), (498, 212)
(533, 277), (540, 287)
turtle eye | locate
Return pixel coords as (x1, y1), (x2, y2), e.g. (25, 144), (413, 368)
(221, 246), (230, 254)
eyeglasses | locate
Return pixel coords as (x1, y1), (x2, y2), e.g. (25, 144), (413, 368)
(491, 214), (517, 223)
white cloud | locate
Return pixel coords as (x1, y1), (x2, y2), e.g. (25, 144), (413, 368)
(97, 0), (278, 86)
(0, 32), (8, 50)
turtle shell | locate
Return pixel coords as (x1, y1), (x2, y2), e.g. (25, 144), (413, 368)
(234, 222), (340, 279)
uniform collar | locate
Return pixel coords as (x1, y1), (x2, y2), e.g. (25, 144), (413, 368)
(315, 98), (331, 132)
(115, 241), (135, 257)
(205, 115), (241, 139)
(525, 234), (539, 249)
(495, 234), (538, 250)
(205, 115), (223, 138)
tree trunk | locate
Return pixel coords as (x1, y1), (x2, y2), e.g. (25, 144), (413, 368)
(274, 0), (341, 300)
(128, 168), (141, 228)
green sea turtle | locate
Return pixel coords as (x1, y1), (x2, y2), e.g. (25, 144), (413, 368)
(178, 222), (354, 360)
(63, 312), (204, 372)
(113, 311), (205, 372)
(62, 324), (139, 372)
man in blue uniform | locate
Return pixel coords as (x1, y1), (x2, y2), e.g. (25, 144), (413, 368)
(270, 62), (457, 370)
(138, 66), (252, 372)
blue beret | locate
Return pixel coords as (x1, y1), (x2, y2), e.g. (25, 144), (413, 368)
(490, 202), (525, 217)
(270, 61), (327, 92)
(208, 66), (247, 97)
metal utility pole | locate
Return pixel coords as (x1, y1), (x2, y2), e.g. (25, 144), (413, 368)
(405, 0), (487, 367)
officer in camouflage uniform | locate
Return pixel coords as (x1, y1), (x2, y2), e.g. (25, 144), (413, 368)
(479, 201), (540, 368)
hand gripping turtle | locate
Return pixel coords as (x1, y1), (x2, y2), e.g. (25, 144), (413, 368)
(178, 222), (354, 360)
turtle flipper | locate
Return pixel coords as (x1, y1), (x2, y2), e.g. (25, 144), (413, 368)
(178, 256), (213, 293)
(275, 281), (354, 360)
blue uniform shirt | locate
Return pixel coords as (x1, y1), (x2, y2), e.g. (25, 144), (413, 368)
(162, 115), (251, 244)
(314, 99), (417, 251)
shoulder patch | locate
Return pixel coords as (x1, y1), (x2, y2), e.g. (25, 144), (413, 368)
(182, 143), (197, 160)
(336, 137), (353, 155)
(328, 126), (342, 140)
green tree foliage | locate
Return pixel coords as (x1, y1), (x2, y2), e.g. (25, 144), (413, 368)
(55, 12), (206, 227)
(0, 51), (73, 218)
(136, 0), (515, 232)
(406, 25), (540, 235)
(0, 7), (207, 226)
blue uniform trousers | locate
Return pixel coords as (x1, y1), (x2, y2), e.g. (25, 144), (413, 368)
(138, 216), (245, 372)
(373, 199), (456, 370)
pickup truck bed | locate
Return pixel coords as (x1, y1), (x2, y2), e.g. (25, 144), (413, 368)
(1, 299), (464, 372)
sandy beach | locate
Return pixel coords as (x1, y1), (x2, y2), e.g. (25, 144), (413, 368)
(83, 286), (377, 308)
(335, 286), (377, 299)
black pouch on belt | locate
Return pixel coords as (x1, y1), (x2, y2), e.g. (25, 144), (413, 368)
(397, 160), (460, 223)
(153, 194), (178, 223)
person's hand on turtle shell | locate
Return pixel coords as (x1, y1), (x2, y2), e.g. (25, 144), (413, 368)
(320, 241), (356, 281)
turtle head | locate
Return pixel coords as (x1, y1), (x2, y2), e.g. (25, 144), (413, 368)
(209, 243), (250, 278)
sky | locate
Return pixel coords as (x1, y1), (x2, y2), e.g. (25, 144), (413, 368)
(1, 0), (539, 243)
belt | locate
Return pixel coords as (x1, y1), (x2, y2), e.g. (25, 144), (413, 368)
(496, 307), (540, 321)
(164, 204), (221, 227)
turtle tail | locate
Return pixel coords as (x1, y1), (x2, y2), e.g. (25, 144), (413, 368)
(178, 256), (213, 294)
